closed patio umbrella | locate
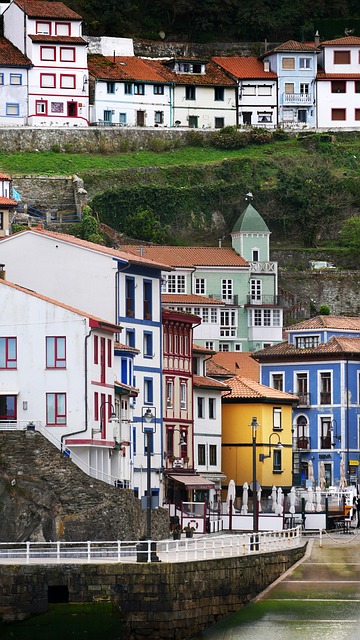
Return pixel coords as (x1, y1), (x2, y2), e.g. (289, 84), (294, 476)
(319, 461), (326, 490)
(289, 486), (296, 515)
(340, 457), (347, 489)
(241, 482), (249, 514)
(226, 479), (236, 513)
(271, 485), (277, 513)
(277, 487), (284, 516)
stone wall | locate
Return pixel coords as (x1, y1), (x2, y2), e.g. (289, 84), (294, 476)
(0, 544), (306, 638)
(0, 431), (169, 542)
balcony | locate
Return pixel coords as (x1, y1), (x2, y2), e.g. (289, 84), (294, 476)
(249, 261), (277, 274)
(283, 92), (313, 104)
(246, 294), (281, 306)
(209, 294), (238, 306)
(297, 392), (311, 407)
(295, 436), (311, 450)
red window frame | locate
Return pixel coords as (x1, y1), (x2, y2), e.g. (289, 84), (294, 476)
(46, 336), (66, 368)
(36, 100), (48, 115)
(40, 73), (56, 88)
(333, 50), (350, 64)
(331, 108), (346, 121)
(40, 46), (56, 61)
(0, 337), (17, 369)
(60, 74), (76, 89)
(100, 392), (106, 438)
(36, 21), (51, 35)
(100, 337), (106, 383)
(60, 47), (75, 62)
(355, 108), (360, 121)
(94, 392), (99, 421)
(94, 335), (98, 364)
(46, 393), (66, 426)
(55, 22), (71, 36)
(107, 338), (112, 368)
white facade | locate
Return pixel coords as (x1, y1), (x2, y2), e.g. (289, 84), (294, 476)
(0, 60), (30, 126)
(172, 84), (236, 129)
(237, 79), (277, 128)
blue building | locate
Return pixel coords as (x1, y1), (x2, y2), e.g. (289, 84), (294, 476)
(253, 316), (360, 488)
(262, 40), (318, 128)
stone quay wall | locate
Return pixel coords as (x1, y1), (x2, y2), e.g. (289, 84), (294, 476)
(0, 544), (306, 639)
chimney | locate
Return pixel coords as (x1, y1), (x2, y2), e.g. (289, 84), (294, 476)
(113, 50), (116, 63)
(0, 264), (5, 280)
(314, 31), (320, 47)
(264, 60), (270, 72)
(218, 239), (222, 248)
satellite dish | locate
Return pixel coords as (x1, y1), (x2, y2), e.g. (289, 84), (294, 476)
(159, 31), (166, 40)
(344, 28), (355, 36)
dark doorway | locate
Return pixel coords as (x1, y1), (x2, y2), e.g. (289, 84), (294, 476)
(48, 585), (69, 603)
(67, 101), (78, 117)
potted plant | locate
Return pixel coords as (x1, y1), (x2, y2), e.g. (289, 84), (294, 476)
(183, 525), (195, 539)
(172, 524), (182, 540)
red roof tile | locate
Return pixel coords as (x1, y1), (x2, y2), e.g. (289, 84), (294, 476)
(317, 72), (360, 79)
(0, 173), (11, 180)
(193, 343), (216, 354)
(162, 294), (223, 305)
(287, 315), (360, 331)
(14, 0), (82, 20)
(212, 56), (277, 79)
(114, 380), (139, 396)
(273, 40), (318, 52)
(253, 336), (360, 360)
(114, 341), (140, 354)
(222, 375), (298, 401)
(193, 375), (231, 390)
(0, 36), (31, 66)
(206, 359), (231, 378)
(88, 55), (169, 83)
(29, 35), (86, 45)
(0, 197), (17, 206)
(121, 245), (248, 267)
(320, 36), (360, 46)
(209, 352), (259, 381)
(145, 58), (236, 87)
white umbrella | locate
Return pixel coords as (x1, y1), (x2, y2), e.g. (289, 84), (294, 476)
(315, 486), (322, 512)
(308, 460), (315, 485)
(319, 461), (326, 490)
(340, 457), (347, 489)
(289, 486), (296, 515)
(257, 486), (262, 513)
(226, 479), (236, 514)
(271, 485), (277, 513)
(241, 482), (249, 515)
(277, 487), (284, 516)
(305, 486), (315, 512)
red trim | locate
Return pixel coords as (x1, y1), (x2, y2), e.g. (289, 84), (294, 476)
(36, 21), (51, 35)
(64, 439), (115, 446)
(40, 73), (56, 88)
(60, 47), (75, 62)
(93, 334), (98, 364)
(90, 381), (114, 389)
(35, 99), (48, 115)
(40, 46), (56, 61)
(55, 22), (71, 36)
(94, 391), (99, 421)
(60, 74), (76, 89)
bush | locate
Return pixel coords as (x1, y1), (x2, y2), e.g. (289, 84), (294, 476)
(184, 130), (206, 147)
(319, 305), (330, 315)
(210, 126), (250, 149)
(272, 128), (290, 141)
(248, 127), (272, 144)
(11, 224), (28, 234)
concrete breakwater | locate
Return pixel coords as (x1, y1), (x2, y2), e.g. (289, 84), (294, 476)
(0, 544), (306, 640)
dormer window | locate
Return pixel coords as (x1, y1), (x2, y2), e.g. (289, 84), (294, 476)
(295, 335), (319, 349)
(174, 61), (205, 74)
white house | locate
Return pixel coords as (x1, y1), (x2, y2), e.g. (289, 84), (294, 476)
(0, 228), (171, 502)
(316, 36), (360, 129)
(3, 0), (89, 125)
(0, 173), (17, 237)
(0, 35), (32, 125)
(213, 56), (278, 128)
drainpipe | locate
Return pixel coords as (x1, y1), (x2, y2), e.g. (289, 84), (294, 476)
(346, 358), (350, 483)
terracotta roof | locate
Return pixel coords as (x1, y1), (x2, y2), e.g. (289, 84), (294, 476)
(317, 72), (360, 79)
(193, 375), (231, 390)
(206, 359), (231, 378)
(5, 229), (172, 270)
(318, 336), (360, 354)
(0, 197), (17, 206)
(320, 36), (360, 46)
(162, 307), (201, 323)
(0, 278), (121, 331)
(14, 0), (82, 20)
(29, 35), (86, 45)
(0, 173), (11, 180)
(88, 55), (170, 83)
(272, 40), (318, 52)
(145, 58), (237, 87)
(209, 352), (259, 381)
(114, 380), (139, 396)
(287, 315), (360, 331)
(253, 336), (360, 360)
(162, 294), (223, 305)
(121, 245), (248, 267)
(193, 343), (216, 354)
(114, 341), (140, 354)
(0, 37), (31, 66)
(222, 375), (298, 401)
(212, 56), (277, 79)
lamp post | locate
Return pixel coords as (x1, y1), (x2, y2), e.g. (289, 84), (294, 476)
(250, 417), (260, 533)
(142, 406), (156, 540)
(259, 432), (283, 462)
(99, 401), (117, 436)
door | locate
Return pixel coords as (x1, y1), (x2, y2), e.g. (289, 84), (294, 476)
(136, 110), (145, 126)
(242, 112), (252, 125)
(298, 109), (307, 123)
(67, 101), (78, 118)
(103, 110), (112, 124)
(188, 116), (198, 128)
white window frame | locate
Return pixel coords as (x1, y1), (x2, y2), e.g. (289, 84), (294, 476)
(195, 278), (206, 294)
(271, 372), (284, 391)
(299, 57), (312, 69)
(221, 279), (233, 302)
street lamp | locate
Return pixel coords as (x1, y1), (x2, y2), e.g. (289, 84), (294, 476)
(259, 432), (283, 462)
(142, 406), (156, 539)
(250, 417), (260, 533)
(99, 400), (117, 435)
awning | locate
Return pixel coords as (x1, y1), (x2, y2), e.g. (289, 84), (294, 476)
(169, 474), (215, 490)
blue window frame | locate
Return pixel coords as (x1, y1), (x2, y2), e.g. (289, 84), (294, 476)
(143, 280), (152, 320)
(103, 109), (112, 124)
(119, 112), (126, 124)
(0, 74), (4, 85)
(144, 378), (153, 404)
(10, 73), (22, 85)
(6, 104), (20, 116)
(144, 427), (154, 454)
(133, 426), (137, 455)
(144, 331), (153, 358)
(126, 328), (135, 348)
(121, 357), (128, 384)
(125, 276), (135, 317)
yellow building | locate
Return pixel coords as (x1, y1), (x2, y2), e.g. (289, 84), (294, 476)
(221, 376), (298, 498)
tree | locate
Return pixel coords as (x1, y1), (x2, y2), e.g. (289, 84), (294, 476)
(125, 208), (167, 243)
(339, 216), (360, 255)
(80, 206), (104, 244)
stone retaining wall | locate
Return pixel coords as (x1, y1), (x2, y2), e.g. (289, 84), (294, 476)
(0, 544), (306, 639)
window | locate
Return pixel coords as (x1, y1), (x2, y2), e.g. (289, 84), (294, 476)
(100, 337), (106, 383)
(273, 407), (282, 430)
(60, 75), (75, 89)
(197, 396), (205, 418)
(198, 444), (206, 465)
(143, 280), (152, 320)
(214, 87), (224, 101)
(284, 83), (294, 94)
(258, 112), (272, 123)
(355, 109), (360, 121)
(242, 85), (256, 95)
(107, 338), (112, 368)
(215, 117), (224, 128)
(125, 277), (135, 317)
(209, 444), (217, 466)
(295, 335), (319, 349)
(119, 113), (126, 124)
(195, 278), (206, 294)
(185, 86), (196, 100)
(355, 81), (360, 93)
(41, 46), (56, 61)
(37, 21), (51, 34)
(125, 83), (132, 94)
(254, 309), (262, 326)
(144, 331), (153, 358)
(166, 427), (174, 455)
(209, 398), (215, 419)
(334, 50), (350, 64)
(103, 110), (112, 123)
(271, 373), (283, 391)
(201, 308), (209, 323)
(0, 74), (3, 85)
(165, 274), (186, 294)
(250, 279), (261, 302)
(252, 249), (259, 261)
(320, 416), (332, 449)
(299, 57), (312, 69)
(55, 22), (71, 35)
(205, 341), (214, 350)
(134, 83), (145, 95)
(153, 84), (164, 94)
(46, 393), (66, 425)
(220, 310), (237, 337)
(144, 428), (154, 455)
(144, 378), (153, 404)
(0, 395), (16, 420)
(258, 85), (272, 95)
(126, 329), (135, 348)
(166, 380), (174, 408)
(155, 110), (164, 124)
(273, 449), (282, 472)
(188, 115), (198, 128)
(6, 104), (20, 116)
(222, 279), (233, 302)
(10, 74), (22, 85)
(296, 416), (309, 449)
(331, 80), (346, 93)
(273, 310), (281, 326)
(94, 392), (99, 421)
(235, 343), (242, 351)
(107, 82), (115, 94)
(219, 343), (230, 351)
(210, 308), (218, 323)
(264, 310), (271, 326)
(296, 372), (309, 405)
(46, 337), (66, 368)
(60, 47), (75, 62)
(180, 381), (187, 410)
(93, 335), (98, 364)
(282, 57), (295, 69)
(0, 338), (17, 369)
(300, 83), (309, 94)
(192, 63), (202, 73)
(320, 372), (331, 404)
(40, 74), (56, 88)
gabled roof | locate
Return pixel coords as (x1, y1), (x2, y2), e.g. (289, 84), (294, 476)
(193, 375), (231, 391)
(212, 56), (277, 79)
(14, 0), (82, 20)
(162, 294), (223, 305)
(1, 228), (171, 270)
(271, 40), (318, 52)
(0, 173), (11, 180)
(145, 58), (236, 87)
(232, 203), (269, 234)
(208, 352), (259, 381)
(0, 37), (32, 67)
(88, 55), (169, 83)
(253, 336), (360, 361)
(287, 315), (360, 331)
(193, 343), (216, 355)
(0, 196), (17, 206)
(121, 244), (248, 267)
(317, 71), (360, 79)
(222, 375), (298, 402)
(0, 278), (120, 332)
(320, 36), (360, 47)
(29, 35), (86, 45)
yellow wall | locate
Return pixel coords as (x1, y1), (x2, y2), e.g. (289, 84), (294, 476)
(221, 402), (293, 491)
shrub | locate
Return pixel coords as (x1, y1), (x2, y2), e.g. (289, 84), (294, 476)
(210, 126), (250, 149)
(249, 127), (272, 144)
(272, 128), (290, 141)
(184, 130), (206, 147)
(319, 305), (330, 315)
(11, 224), (28, 234)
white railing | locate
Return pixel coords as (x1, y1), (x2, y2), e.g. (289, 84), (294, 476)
(0, 528), (301, 565)
(249, 261), (277, 274)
